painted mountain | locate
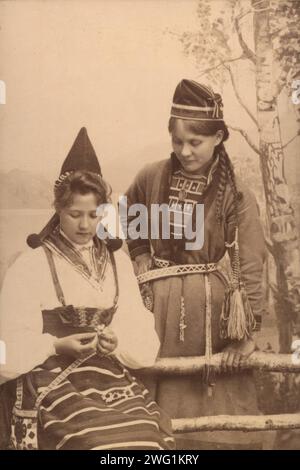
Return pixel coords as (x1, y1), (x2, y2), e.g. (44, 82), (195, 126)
(0, 169), (53, 209)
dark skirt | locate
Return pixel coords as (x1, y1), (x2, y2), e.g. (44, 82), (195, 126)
(137, 271), (262, 450)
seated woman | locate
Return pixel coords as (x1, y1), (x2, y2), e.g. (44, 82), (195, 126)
(0, 127), (174, 450)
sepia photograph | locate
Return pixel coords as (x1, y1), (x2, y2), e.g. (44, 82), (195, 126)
(0, 0), (299, 453)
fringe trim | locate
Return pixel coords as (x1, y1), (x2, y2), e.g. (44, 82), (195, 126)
(220, 285), (256, 340)
(221, 226), (257, 340)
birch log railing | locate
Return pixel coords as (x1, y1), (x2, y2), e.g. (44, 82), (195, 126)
(146, 352), (300, 375)
(143, 352), (300, 433)
(172, 414), (300, 433)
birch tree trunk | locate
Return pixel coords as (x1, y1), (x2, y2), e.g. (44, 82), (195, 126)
(252, 0), (300, 352)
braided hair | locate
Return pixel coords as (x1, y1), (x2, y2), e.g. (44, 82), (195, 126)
(168, 117), (243, 225)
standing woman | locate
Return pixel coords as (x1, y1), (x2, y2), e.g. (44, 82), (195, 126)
(125, 80), (266, 449)
(0, 128), (174, 450)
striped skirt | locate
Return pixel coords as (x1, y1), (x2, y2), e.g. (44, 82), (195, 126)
(17, 354), (175, 450)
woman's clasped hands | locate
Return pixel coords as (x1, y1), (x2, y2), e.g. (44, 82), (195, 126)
(54, 326), (118, 359)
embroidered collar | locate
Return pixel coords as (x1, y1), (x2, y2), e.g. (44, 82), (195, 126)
(43, 227), (108, 290)
(150, 153), (221, 263)
(173, 153), (219, 186)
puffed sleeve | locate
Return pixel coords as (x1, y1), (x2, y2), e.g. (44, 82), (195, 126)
(0, 250), (57, 384)
(224, 180), (267, 330)
(110, 249), (160, 369)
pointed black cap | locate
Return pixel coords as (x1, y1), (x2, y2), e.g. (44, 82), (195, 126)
(60, 127), (102, 176)
(27, 127), (103, 248)
(27, 128), (122, 251)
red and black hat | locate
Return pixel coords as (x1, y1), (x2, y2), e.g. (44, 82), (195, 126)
(170, 79), (224, 121)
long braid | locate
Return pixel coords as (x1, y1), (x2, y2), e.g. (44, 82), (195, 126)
(217, 144), (256, 339)
(215, 146), (229, 225)
(216, 144), (242, 285)
(223, 147), (241, 289)
(224, 150), (243, 221)
(216, 144), (242, 226)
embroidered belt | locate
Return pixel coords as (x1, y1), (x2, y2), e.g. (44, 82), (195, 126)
(136, 256), (217, 398)
(153, 256), (216, 395)
(137, 256), (218, 285)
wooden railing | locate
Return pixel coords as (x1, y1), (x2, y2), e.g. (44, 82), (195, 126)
(146, 352), (300, 374)
(144, 352), (300, 433)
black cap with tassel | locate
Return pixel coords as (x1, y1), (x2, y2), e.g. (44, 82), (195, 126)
(26, 127), (122, 252)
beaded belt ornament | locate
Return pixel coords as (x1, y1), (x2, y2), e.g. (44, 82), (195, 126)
(136, 257), (218, 346)
(137, 259), (218, 285)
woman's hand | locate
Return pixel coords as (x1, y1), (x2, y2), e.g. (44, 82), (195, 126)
(135, 253), (152, 276)
(54, 333), (98, 358)
(97, 327), (118, 355)
(221, 337), (256, 373)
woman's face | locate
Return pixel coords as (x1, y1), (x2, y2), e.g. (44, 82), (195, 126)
(59, 192), (101, 245)
(171, 119), (223, 174)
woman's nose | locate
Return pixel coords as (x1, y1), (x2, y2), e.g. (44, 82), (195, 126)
(79, 216), (89, 230)
(181, 143), (191, 157)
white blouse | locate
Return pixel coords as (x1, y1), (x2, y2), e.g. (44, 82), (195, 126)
(0, 244), (160, 383)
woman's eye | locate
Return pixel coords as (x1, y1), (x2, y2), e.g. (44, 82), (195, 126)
(90, 214), (98, 219)
(69, 213), (80, 219)
(191, 140), (202, 147)
(172, 138), (182, 146)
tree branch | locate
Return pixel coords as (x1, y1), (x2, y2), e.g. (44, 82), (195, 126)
(228, 125), (260, 155)
(282, 133), (300, 149)
(270, 26), (289, 40)
(234, 16), (257, 65)
(236, 8), (253, 22)
(269, 282), (278, 295)
(264, 236), (275, 257)
(225, 65), (259, 128)
(197, 55), (245, 78)
(273, 56), (293, 98)
(274, 78), (288, 98)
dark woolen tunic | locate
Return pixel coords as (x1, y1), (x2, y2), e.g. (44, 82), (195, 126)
(125, 154), (266, 449)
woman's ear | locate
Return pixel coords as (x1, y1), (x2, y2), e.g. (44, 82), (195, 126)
(214, 130), (224, 146)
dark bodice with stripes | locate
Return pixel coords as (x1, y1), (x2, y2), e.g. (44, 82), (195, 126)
(41, 245), (119, 338)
